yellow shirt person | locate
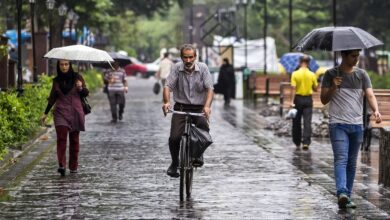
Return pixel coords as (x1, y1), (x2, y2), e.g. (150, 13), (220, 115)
(291, 67), (318, 96)
(290, 56), (318, 150)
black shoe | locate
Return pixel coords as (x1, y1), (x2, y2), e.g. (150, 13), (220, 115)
(58, 167), (65, 177)
(192, 156), (204, 167)
(118, 114), (123, 121)
(111, 119), (117, 123)
(167, 164), (179, 178)
(70, 170), (78, 174)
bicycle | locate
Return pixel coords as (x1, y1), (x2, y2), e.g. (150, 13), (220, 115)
(168, 109), (205, 201)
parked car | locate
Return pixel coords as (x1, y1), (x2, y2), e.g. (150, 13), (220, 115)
(124, 57), (148, 77)
(145, 56), (181, 77)
(145, 58), (160, 77)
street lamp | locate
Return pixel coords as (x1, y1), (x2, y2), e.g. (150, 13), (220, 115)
(67, 10), (78, 43)
(235, 0), (255, 68)
(58, 3), (67, 16)
(46, 0), (55, 51)
(46, 0), (55, 75)
(58, 4), (67, 46)
(16, 0), (23, 95)
(263, 0), (267, 75)
(29, 0), (38, 83)
(289, 0), (292, 52)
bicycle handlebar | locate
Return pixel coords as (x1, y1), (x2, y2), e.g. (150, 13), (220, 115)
(167, 109), (205, 117)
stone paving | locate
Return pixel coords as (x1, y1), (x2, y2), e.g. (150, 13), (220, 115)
(0, 77), (389, 219)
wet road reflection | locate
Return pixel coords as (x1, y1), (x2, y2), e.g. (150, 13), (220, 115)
(0, 79), (389, 219)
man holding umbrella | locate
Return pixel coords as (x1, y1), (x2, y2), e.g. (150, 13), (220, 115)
(294, 26), (384, 209)
(321, 49), (382, 209)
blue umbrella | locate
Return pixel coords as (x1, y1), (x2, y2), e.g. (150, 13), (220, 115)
(279, 52), (319, 74)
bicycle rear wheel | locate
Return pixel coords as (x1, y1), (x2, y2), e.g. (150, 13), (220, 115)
(179, 168), (185, 201)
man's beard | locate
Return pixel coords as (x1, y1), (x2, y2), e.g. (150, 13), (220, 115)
(184, 61), (195, 71)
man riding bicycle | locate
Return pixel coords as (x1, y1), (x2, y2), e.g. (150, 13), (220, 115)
(162, 44), (214, 178)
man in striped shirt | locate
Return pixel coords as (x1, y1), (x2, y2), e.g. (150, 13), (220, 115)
(105, 61), (128, 123)
(162, 44), (214, 178)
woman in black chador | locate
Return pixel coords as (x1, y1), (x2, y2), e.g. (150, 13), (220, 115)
(217, 58), (235, 105)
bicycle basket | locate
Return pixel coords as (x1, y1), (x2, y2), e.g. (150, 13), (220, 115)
(189, 125), (213, 158)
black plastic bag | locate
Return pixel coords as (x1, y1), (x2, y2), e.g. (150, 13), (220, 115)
(153, 81), (161, 95)
(189, 125), (213, 158)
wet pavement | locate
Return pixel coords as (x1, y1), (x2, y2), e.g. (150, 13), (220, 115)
(0, 77), (390, 219)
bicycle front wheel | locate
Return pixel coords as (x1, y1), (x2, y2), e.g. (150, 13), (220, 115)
(179, 136), (187, 201)
(186, 168), (193, 198)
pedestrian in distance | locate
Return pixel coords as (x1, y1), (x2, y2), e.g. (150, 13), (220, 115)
(320, 49), (382, 209)
(217, 58), (235, 106)
(290, 56), (318, 150)
(104, 61), (128, 123)
(156, 52), (173, 87)
(162, 44), (214, 178)
(40, 60), (89, 177)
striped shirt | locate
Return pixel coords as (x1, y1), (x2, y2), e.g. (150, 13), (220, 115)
(165, 62), (214, 105)
(105, 68), (126, 92)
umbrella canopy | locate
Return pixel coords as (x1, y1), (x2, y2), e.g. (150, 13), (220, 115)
(44, 45), (114, 63)
(293, 26), (383, 52)
(93, 52), (131, 69)
(107, 52), (131, 66)
(279, 52), (319, 74)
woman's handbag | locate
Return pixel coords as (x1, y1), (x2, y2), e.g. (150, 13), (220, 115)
(81, 97), (92, 115)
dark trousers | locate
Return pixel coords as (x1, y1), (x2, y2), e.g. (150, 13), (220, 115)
(169, 103), (209, 167)
(108, 91), (125, 119)
(55, 126), (80, 170)
(223, 86), (233, 104)
(292, 95), (313, 146)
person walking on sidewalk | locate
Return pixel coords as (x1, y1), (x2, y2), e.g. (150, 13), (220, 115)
(162, 44), (214, 178)
(217, 58), (235, 106)
(40, 60), (89, 176)
(156, 52), (173, 87)
(104, 61), (128, 123)
(290, 56), (318, 150)
(321, 49), (382, 209)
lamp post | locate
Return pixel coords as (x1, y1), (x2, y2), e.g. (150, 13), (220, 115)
(46, 0), (55, 75)
(263, 0), (267, 75)
(289, 0), (292, 52)
(58, 4), (68, 46)
(67, 10), (79, 43)
(333, 0), (337, 66)
(236, 0), (255, 68)
(29, 0), (38, 83)
(16, 0), (23, 95)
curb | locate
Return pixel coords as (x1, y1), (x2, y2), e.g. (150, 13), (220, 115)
(0, 127), (56, 192)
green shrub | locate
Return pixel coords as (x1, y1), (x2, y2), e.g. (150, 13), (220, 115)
(81, 69), (104, 92)
(368, 71), (390, 89)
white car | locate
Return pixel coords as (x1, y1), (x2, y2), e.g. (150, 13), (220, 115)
(145, 58), (161, 77)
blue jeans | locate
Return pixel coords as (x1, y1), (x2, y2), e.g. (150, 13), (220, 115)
(329, 123), (363, 197)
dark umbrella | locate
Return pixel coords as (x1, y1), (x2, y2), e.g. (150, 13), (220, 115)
(293, 26), (383, 52)
(279, 52), (319, 74)
(93, 52), (131, 68)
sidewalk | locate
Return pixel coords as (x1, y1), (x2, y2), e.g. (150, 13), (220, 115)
(0, 78), (389, 219)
